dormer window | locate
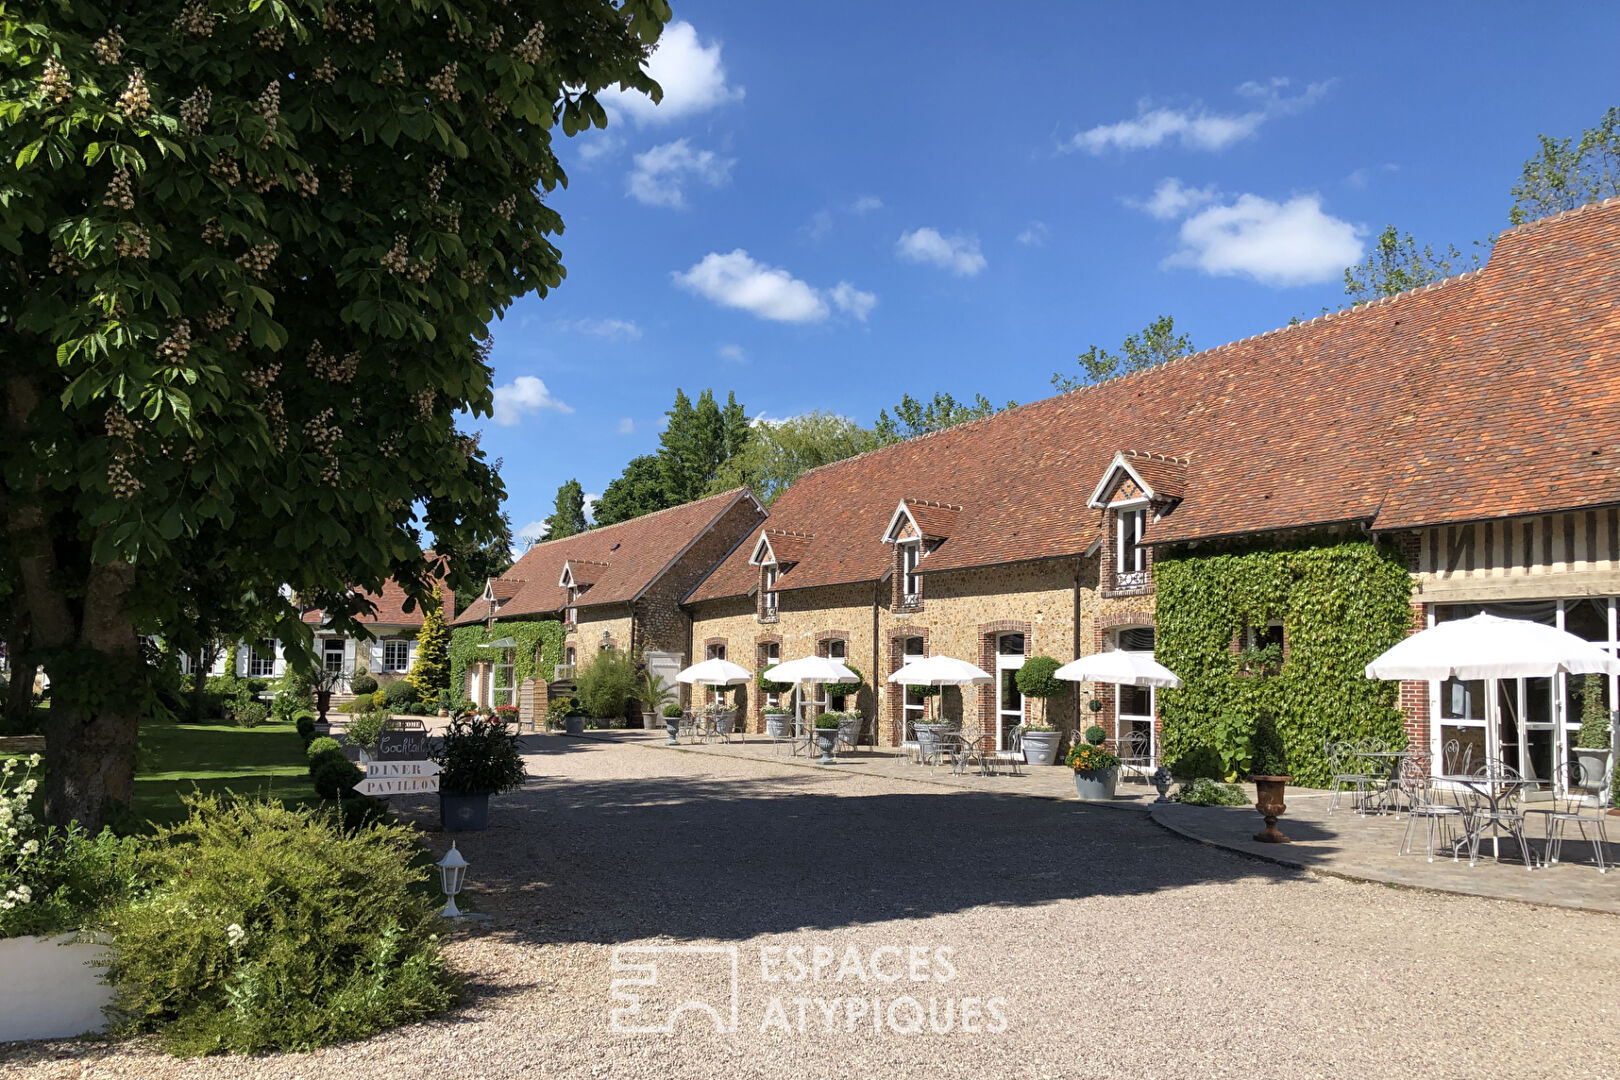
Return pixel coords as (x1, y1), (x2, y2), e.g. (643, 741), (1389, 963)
(1117, 507), (1146, 584)
(901, 541), (922, 604)
(762, 564), (779, 617)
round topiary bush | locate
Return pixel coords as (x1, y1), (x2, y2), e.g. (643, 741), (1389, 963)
(306, 736), (342, 762)
(1084, 725), (1107, 745)
(349, 673), (378, 696)
(311, 755), (364, 801)
(295, 715), (317, 744)
(382, 680), (419, 709)
(104, 794), (455, 1054)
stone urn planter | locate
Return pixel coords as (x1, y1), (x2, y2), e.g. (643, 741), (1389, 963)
(1073, 767), (1118, 801)
(814, 725), (840, 765)
(564, 714), (585, 736)
(315, 689), (332, 723)
(765, 713), (791, 739)
(1575, 746), (1613, 791)
(1021, 729), (1061, 766)
(440, 792), (491, 832)
(1251, 775), (1292, 843)
(0, 932), (112, 1042)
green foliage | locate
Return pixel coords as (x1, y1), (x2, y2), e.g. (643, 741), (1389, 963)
(1014, 656), (1065, 699)
(349, 673), (379, 696)
(346, 711), (387, 752)
(814, 714), (841, 729)
(873, 392), (1013, 445)
(1249, 713), (1289, 777)
(104, 795), (455, 1054)
(1343, 225), (1479, 305)
(757, 669), (793, 695)
(305, 736), (341, 762)
(434, 714), (525, 796)
(545, 479), (588, 540)
(310, 755), (362, 802)
(448, 621), (564, 704)
(546, 697), (574, 729)
(1176, 778), (1249, 807)
(1066, 742), (1120, 773)
(823, 664), (864, 700)
(1509, 107), (1620, 225)
(1155, 538), (1411, 787)
(708, 411), (879, 505)
(407, 590), (451, 697)
(233, 702), (269, 728)
(1573, 672), (1612, 750)
(383, 679), (419, 708)
(294, 715), (316, 744)
(1167, 744), (1226, 782)
(638, 669), (677, 712)
(442, 512), (515, 612)
(1084, 725), (1107, 746)
(593, 454), (670, 527)
(659, 389), (752, 506)
(272, 668), (314, 724)
(574, 648), (638, 720)
(661, 702), (685, 719)
(1053, 315), (1192, 391)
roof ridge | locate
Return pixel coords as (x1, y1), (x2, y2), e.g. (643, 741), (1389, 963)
(521, 486), (749, 553)
(767, 527), (816, 538)
(907, 497), (965, 511)
(1120, 450), (1189, 466)
(1495, 194), (1620, 239)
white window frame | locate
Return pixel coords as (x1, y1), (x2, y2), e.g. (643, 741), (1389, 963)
(995, 633), (1026, 753)
(565, 587), (579, 625)
(901, 636), (927, 744)
(1116, 507), (1146, 577)
(1114, 627), (1157, 762)
(901, 541), (922, 604)
(762, 565), (779, 616)
(248, 639), (277, 678)
(382, 639), (411, 673)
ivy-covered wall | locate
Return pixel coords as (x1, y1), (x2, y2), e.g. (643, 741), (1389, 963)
(449, 620), (566, 704)
(1154, 538), (1413, 786)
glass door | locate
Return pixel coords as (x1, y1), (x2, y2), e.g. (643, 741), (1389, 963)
(1115, 626), (1157, 757)
(996, 633), (1026, 753)
(901, 637), (926, 744)
(322, 639), (346, 692)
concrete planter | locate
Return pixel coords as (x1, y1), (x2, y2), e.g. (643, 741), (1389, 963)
(914, 724), (949, 759)
(814, 728), (840, 765)
(0, 932), (112, 1042)
(1021, 730), (1061, 766)
(440, 792), (491, 831)
(564, 715), (585, 736)
(765, 714), (791, 739)
(1575, 746), (1612, 790)
(1073, 767), (1119, 801)
(642, 711), (659, 731)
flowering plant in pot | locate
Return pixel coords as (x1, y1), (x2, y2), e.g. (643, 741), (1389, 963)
(433, 713), (527, 832)
(762, 705), (792, 739)
(1248, 713), (1291, 843)
(1066, 732), (1121, 801)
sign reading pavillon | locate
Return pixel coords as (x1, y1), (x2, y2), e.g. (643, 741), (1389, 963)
(355, 719), (439, 797)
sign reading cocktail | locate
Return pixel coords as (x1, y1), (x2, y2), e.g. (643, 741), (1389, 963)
(353, 759), (441, 797)
(376, 719), (430, 762)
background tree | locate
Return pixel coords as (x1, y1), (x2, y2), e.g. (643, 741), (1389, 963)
(407, 588), (451, 700)
(546, 479), (587, 540)
(1509, 106), (1620, 225)
(1343, 225), (1479, 304)
(0, 1), (669, 829)
(873, 392), (1013, 445)
(440, 512), (514, 612)
(1052, 315), (1192, 391)
(658, 388), (751, 504)
(708, 411), (879, 505)
(593, 454), (668, 527)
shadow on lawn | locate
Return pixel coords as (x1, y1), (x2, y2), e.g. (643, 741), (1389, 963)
(405, 740), (1337, 949)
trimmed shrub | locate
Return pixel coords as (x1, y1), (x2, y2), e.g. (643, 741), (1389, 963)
(383, 680), (419, 708)
(574, 648), (638, 720)
(1084, 725), (1107, 746)
(306, 737), (343, 763)
(104, 795), (456, 1054)
(349, 673), (379, 696)
(1177, 778), (1249, 806)
(311, 755), (363, 801)
(234, 702), (269, 728)
(1168, 744), (1226, 782)
(1249, 712), (1290, 777)
(295, 715), (317, 744)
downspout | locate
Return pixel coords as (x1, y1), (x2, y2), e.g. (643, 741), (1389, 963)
(870, 579), (882, 747)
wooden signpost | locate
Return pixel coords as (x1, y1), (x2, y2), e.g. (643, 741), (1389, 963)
(355, 719), (439, 798)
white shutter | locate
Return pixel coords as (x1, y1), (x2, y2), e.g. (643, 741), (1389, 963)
(369, 638), (384, 674)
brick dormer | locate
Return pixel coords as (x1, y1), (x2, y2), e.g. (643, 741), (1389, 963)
(749, 529), (813, 623)
(881, 498), (962, 613)
(1088, 451), (1188, 596)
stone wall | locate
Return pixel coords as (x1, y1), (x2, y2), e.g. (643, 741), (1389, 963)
(634, 496), (765, 659)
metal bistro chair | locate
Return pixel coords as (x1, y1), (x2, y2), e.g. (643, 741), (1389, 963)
(986, 728), (1024, 777)
(834, 713), (863, 759)
(948, 728), (991, 777)
(678, 708), (703, 744)
(916, 724), (958, 774)
(1523, 761), (1611, 873)
(1117, 729), (1155, 784)
(1325, 738), (1382, 815)
(1460, 760), (1536, 870)
(1396, 755), (1464, 862)
(711, 708), (738, 744)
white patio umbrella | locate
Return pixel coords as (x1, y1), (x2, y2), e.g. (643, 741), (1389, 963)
(762, 656), (860, 685)
(886, 655), (993, 686)
(675, 658), (752, 685)
(1365, 613), (1619, 780)
(1053, 651), (1183, 688)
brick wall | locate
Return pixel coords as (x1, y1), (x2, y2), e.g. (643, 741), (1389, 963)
(1399, 600), (1429, 753)
(630, 496), (766, 659)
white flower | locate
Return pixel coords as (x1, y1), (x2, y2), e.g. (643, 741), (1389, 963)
(226, 923), (247, 947)
(26, 754), (41, 767)
(20, 839), (39, 856)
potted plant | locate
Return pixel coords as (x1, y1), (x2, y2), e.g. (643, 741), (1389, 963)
(763, 705), (792, 739)
(1248, 712), (1292, 843)
(437, 689), (451, 718)
(564, 696), (586, 736)
(1575, 673), (1614, 791)
(345, 708), (387, 764)
(662, 702), (684, 744)
(813, 713), (842, 765)
(434, 712), (527, 831)
(823, 666), (863, 713)
(1014, 656), (1067, 765)
(639, 670), (677, 731)
(1067, 726), (1120, 800)
(311, 666), (342, 726)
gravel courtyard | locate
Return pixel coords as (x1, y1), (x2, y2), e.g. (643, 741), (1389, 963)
(7, 736), (1619, 1080)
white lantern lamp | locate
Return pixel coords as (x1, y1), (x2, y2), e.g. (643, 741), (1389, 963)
(436, 842), (469, 917)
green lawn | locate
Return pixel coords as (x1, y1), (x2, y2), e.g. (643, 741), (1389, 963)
(133, 718), (316, 828)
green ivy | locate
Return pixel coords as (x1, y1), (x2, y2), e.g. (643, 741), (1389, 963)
(1154, 537), (1412, 786)
(448, 621), (565, 701)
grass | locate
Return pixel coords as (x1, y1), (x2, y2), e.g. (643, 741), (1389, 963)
(133, 717), (316, 828)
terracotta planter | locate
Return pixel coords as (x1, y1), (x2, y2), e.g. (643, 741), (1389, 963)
(1251, 775), (1292, 843)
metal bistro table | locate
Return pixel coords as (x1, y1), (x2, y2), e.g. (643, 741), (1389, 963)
(1354, 750), (1411, 814)
(1437, 772), (1541, 867)
(946, 729), (989, 777)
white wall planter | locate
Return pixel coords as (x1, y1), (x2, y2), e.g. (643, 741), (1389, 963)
(0, 932), (112, 1041)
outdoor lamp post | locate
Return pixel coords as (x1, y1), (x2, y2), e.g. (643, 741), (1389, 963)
(600, 630), (611, 649)
(437, 842), (469, 917)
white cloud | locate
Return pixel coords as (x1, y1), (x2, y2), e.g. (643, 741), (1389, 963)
(803, 209), (834, 241)
(613, 21), (744, 125)
(1345, 163), (1399, 190)
(1016, 221), (1049, 246)
(895, 227), (987, 277)
(617, 417), (635, 435)
(583, 494), (599, 526)
(1069, 78), (1333, 154)
(626, 139), (733, 208)
(563, 317), (642, 342)
(828, 281), (877, 322)
(516, 520), (547, 544)
(718, 344), (747, 364)
(577, 134), (623, 163)
(1164, 193), (1363, 287)
(672, 250), (875, 324)
(850, 194), (883, 214)
(491, 375), (572, 425)
(1133, 178), (1219, 220)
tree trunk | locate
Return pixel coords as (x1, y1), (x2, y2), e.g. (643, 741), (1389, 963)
(4, 653), (35, 730)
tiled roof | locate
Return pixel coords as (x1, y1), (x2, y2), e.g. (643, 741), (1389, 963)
(762, 530), (813, 565)
(456, 489), (761, 624)
(562, 559), (609, 588)
(688, 198), (1620, 600)
(302, 554), (455, 627)
(1119, 452), (1188, 501)
(906, 500), (962, 540)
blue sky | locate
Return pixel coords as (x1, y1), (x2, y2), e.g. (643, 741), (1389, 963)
(474, 2), (1620, 541)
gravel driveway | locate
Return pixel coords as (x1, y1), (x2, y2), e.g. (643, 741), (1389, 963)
(7, 736), (1619, 1079)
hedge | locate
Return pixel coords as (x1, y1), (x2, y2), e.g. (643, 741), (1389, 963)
(1154, 537), (1412, 786)
(448, 620), (565, 701)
